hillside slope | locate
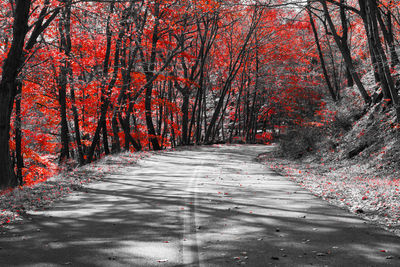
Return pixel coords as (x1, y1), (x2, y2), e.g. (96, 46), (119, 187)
(260, 70), (400, 236)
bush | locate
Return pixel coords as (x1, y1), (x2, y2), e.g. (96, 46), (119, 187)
(279, 127), (322, 159)
(255, 132), (273, 144)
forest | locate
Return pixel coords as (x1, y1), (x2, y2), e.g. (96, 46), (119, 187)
(1, 0), (400, 191)
(2, 1), (400, 265)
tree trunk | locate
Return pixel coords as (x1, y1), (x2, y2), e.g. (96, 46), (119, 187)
(58, 63), (70, 162)
(0, 0), (31, 188)
(204, 7), (261, 143)
(366, 0), (400, 122)
(339, 0), (354, 87)
(102, 120), (110, 155)
(320, 0), (371, 104)
(214, 87), (233, 142)
(87, 4), (126, 162)
(111, 115), (121, 153)
(118, 112), (142, 151)
(15, 82), (24, 185)
(143, 2), (162, 150)
(145, 83), (162, 150)
(70, 84), (84, 165)
(229, 71), (245, 142)
(168, 79), (177, 147)
(112, 41), (139, 153)
(307, 5), (337, 101)
(195, 70), (205, 145)
(376, 3), (399, 67)
(181, 92), (189, 145)
(359, 0), (393, 100)
(123, 115), (131, 151)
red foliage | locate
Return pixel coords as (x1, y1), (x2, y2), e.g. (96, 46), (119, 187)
(0, 0), (330, 187)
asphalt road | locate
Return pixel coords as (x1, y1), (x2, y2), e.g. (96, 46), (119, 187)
(1, 145), (400, 266)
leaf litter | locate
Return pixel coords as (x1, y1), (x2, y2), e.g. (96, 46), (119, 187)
(0, 151), (150, 228)
(259, 149), (400, 237)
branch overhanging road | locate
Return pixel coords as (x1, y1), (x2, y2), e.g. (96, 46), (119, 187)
(1, 145), (400, 266)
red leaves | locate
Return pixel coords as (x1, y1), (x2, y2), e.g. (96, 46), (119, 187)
(0, 0), (330, 192)
(255, 132), (273, 144)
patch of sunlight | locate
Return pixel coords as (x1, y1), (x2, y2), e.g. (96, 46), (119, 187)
(348, 243), (390, 262)
(47, 241), (67, 249)
(239, 216), (280, 225)
(30, 207), (112, 218)
(68, 240), (108, 246)
(275, 240), (311, 249)
(374, 241), (400, 251)
(290, 225), (337, 234)
(115, 240), (180, 263)
(219, 224), (270, 236)
(332, 216), (365, 224)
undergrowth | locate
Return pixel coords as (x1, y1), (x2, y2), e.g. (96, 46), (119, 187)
(267, 70), (400, 235)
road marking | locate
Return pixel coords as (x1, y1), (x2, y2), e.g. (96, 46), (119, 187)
(182, 159), (204, 267)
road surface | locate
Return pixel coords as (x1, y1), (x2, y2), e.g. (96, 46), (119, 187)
(1, 145), (400, 266)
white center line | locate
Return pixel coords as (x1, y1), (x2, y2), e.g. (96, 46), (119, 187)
(182, 158), (204, 266)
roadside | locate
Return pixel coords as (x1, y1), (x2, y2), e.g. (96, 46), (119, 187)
(258, 145), (400, 237)
(1, 145), (400, 266)
(0, 150), (151, 228)
(263, 70), (400, 239)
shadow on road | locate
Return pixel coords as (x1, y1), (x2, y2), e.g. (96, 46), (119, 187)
(0, 145), (399, 266)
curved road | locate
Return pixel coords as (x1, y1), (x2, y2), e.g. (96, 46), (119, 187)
(1, 145), (400, 266)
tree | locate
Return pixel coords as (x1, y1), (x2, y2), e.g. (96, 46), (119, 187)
(319, 0), (371, 104)
(0, 0), (59, 188)
(307, 2), (337, 101)
(0, 0), (368, 186)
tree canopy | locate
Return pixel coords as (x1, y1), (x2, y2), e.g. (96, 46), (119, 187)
(1, 0), (399, 188)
